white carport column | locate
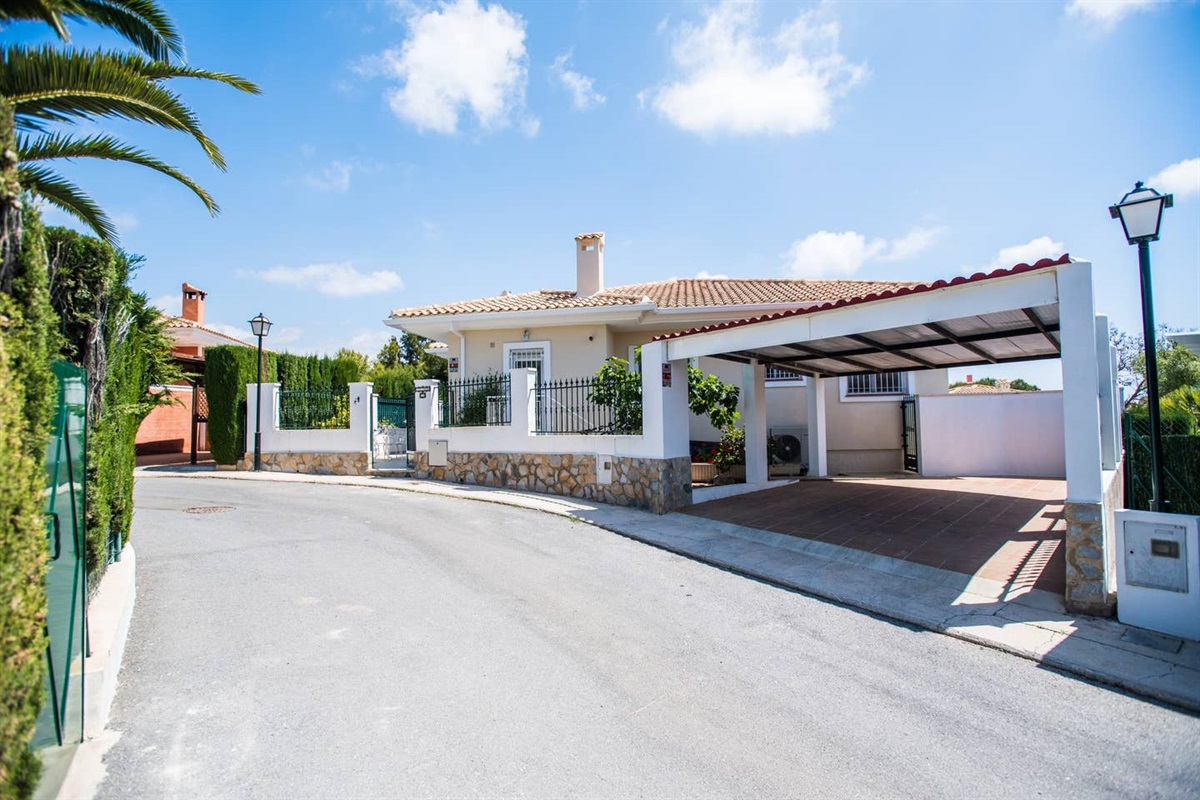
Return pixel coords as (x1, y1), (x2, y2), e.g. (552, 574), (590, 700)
(742, 360), (768, 485)
(640, 341), (689, 459)
(414, 379), (439, 453)
(1058, 261), (1112, 616)
(1095, 314), (1120, 471)
(806, 377), (828, 477)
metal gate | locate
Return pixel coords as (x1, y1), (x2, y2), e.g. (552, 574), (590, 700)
(375, 394), (415, 462)
(34, 362), (88, 750)
(901, 396), (919, 473)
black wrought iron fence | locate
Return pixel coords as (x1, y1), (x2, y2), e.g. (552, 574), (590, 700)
(279, 388), (350, 430)
(535, 375), (642, 435)
(441, 374), (510, 427)
(1123, 411), (1200, 515)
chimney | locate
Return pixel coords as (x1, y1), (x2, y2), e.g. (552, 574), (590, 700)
(966, 374), (973, 384)
(575, 232), (604, 297)
(181, 282), (207, 324)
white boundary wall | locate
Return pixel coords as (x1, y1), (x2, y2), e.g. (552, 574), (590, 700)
(916, 391), (1065, 478)
(245, 381), (373, 454)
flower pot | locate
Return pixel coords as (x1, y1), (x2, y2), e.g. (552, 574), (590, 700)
(691, 463), (719, 483)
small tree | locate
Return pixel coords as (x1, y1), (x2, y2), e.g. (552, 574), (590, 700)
(590, 354), (741, 434)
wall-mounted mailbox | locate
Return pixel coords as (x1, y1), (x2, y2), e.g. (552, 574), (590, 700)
(1115, 510), (1200, 640)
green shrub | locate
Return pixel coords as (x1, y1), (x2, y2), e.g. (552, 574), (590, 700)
(205, 345), (276, 465)
(370, 364), (418, 398)
(0, 323), (49, 800)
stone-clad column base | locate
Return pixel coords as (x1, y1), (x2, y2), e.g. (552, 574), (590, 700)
(412, 452), (692, 514)
(1064, 500), (1115, 616)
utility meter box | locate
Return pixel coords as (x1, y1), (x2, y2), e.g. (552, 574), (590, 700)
(429, 439), (449, 468)
(1115, 510), (1200, 640)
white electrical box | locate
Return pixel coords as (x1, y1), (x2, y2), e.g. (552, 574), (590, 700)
(595, 454), (613, 485)
(429, 439), (449, 467)
(1115, 510), (1200, 640)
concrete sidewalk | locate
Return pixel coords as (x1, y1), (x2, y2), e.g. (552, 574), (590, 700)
(136, 465), (1200, 713)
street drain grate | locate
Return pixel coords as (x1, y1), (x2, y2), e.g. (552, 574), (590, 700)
(184, 506), (234, 514)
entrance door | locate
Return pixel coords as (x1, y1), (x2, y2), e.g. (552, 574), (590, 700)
(901, 396), (919, 473)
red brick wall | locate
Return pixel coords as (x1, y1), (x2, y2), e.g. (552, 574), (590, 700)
(135, 386), (193, 455)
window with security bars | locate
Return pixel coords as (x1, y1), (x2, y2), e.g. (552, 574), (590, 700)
(765, 365), (806, 382)
(845, 372), (907, 395)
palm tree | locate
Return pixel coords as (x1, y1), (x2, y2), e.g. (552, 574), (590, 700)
(0, 0), (259, 289)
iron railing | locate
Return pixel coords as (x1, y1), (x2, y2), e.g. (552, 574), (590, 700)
(534, 376), (642, 435)
(441, 374), (510, 427)
(1123, 411), (1199, 515)
(279, 388), (350, 430)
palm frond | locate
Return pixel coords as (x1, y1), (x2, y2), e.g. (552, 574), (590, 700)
(19, 131), (219, 214)
(115, 52), (262, 94)
(1, 45), (227, 169)
(0, 0), (71, 40)
(19, 162), (116, 241)
(62, 0), (184, 62)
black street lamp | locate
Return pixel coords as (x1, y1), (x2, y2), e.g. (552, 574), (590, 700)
(1109, 181), (1173, 512)
(249, 312), (272, 471)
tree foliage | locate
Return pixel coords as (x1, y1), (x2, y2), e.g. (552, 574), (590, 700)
(1112, 325), (1200, 408)
(590, 355), (741, 434)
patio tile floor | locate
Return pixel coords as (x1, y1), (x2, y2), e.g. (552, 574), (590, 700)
(683, 476), (1067, 596)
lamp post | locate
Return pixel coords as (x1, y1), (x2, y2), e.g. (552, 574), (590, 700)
(1109, 181), (1173, 512)
(249, 312), (272, 471)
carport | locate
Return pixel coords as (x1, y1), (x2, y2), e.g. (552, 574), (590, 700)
(641, 257), (1122, 615)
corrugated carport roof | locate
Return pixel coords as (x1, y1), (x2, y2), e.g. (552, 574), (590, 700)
(655, 255), (1070, 378)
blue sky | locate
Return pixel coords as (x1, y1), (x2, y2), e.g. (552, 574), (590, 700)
(12, 0), (1200, 390)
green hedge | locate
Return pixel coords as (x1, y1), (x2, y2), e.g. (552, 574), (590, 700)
(206, 349), (365, 464)
(205, 345), (276, 465)
(0, 209), (55, 797)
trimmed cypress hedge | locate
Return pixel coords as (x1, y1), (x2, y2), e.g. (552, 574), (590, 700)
(0, 209), (55, 797)
(206, 349), (363, 464)
(1125, 409), (1200, 515)
(205, 345), (276, 465)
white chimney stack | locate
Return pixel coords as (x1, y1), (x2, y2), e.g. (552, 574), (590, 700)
(575, 232), (604, 297)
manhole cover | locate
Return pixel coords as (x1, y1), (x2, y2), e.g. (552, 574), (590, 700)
(184, 506), (234, 514)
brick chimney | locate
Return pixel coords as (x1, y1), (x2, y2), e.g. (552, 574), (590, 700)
(574, 232), (604, 298)
(181, 282), (206, 324)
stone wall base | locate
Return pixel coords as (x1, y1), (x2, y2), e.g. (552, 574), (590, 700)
(237, 451), (370, 476)
(412, 451), (692, 514)
(1064, 500), (1115, 616)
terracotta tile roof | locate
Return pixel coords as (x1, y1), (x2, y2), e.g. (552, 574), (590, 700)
(949, 383), (1025, 395)
(654, 255), (1072, 343)
(161, 315), (255, 347)
(388, 278), (919, 319)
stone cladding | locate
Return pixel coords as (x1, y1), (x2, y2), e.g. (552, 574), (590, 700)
(1064, 500), (1112, 616)
(412, 452), (692, 514)
(237, 452), (370, 476)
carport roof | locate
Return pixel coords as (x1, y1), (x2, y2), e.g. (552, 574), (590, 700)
(656, 255), (1071, 378)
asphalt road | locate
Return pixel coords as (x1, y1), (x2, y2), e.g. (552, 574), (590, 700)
(98, 475), (1200, 799)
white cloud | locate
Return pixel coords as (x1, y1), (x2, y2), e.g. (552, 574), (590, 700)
(208, 322), (303, 346)
(981, 236), (1066, 273)
(255, 262), (405, 297)
(878, 226), (946, 262)
(1148, 157), (1200, 200)
(374, 0), (534, 135)
(1066, 0), (1162, 29)
(783, 226), (943, 278)
(695, 270), (730, 279)
(349, 328), (395, 354)
(305, 160), (352, 192)
(648, 0), (867, 136)
(149, 293), (178, 315)
(551, 52), (605, 110)
(111, 211), (140, 231)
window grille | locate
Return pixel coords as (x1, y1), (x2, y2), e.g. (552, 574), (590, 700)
(765, 365), (806, 382)
(845, 372), (907, 395)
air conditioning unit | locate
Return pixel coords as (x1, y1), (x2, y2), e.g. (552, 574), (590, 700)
(770, 426), (808, 465)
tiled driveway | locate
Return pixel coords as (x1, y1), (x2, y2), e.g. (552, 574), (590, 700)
(684, 476), (1066, 595)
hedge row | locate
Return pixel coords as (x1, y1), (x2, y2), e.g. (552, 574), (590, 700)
(204, 349), (364, 465)
(0, 210), (56, 797)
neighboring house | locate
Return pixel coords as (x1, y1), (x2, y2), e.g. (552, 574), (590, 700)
(948, 378), (1027, 395)
(136, 283), (254, 459)
(1167, 330), (1200, 357)
(385, 232), (950, 474)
